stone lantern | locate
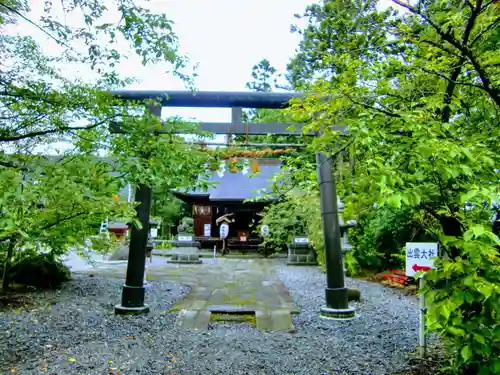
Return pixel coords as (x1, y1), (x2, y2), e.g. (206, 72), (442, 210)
(168, 217), (202, 264)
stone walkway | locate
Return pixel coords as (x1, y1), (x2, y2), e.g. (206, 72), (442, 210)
(75, 257), (299, 332)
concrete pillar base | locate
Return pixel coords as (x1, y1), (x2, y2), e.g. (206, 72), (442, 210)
(319, 306), (356, 320)
(114, 304), (150, 315)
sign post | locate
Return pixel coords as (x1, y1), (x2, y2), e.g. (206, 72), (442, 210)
(406, 242), (439, 358)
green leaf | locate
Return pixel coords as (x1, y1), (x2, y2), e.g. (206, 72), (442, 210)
(418, 146), (434, 158)
(477, 284), (494, 300)
(460, 189), (478, 204)
(473, 333), (485, 344)
(461, 345), (472, 362)
(386, 194), (402, 208)
(18, 230), (30, 238)
(439, 304), (451, 320)
(131, 218), (143, 230)
(492, 359), (500, 374)
(447, 326), (465, 337)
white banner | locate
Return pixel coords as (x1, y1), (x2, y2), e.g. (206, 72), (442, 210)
(219, 223), (229, 239)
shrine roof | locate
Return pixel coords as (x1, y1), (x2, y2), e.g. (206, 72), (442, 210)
(173, 161), (282, 202)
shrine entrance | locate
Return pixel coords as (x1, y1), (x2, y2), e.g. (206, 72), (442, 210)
(110, 90), (355, 321)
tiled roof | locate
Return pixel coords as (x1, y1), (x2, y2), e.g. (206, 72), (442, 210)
(176, 161), (282, 201)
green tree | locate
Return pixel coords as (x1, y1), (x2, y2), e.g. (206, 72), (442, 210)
(235, 59), (310, 159)
(0, 1), (210, 289)
(0, 154), (137, 289)
(245, 59), (278, 93)
(241, 59), (285, 128)
(284, 0), (500, 373)
(151, 191), (187, 238)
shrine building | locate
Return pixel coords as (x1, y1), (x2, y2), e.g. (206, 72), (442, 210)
(172, 158), (281, 250)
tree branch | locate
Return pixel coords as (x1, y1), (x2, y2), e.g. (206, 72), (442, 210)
(392, 0), (500, 107)
(469, 15), (500, 47)
(0, 116), (119, 143)
(41, 211), (90, 231)
(0, 160), (28, 171)
(0, 3), (74, 51)
(418, 39), (463, 58)
(422, 67), (483, 89)
(342, 91), (402, 118)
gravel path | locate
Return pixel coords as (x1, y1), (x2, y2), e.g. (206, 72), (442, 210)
(0, 261), (422, 375)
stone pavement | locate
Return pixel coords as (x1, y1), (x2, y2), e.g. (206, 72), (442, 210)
(74, 256), (299, 332)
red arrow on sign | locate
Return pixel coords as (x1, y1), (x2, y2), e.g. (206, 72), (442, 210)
(412, 264), (431, 272)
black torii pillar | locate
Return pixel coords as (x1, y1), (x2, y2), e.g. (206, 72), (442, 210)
(110, 90), (355, 319)
(316, 152), (355, 319)
(114, 105), (161, 315)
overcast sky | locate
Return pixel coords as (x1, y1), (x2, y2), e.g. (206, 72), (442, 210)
(8, 0), (319, 123)
(5, 0), (396, 153)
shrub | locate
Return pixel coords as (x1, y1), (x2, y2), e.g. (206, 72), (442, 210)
(257, 198), (307, 253)
(344, 251), (361, 276)
(349, 207), (434, 272)
(9, 253), (71, 289)
(154, 241), (172, 249)
(423, 226), (500, 375)
(258, 193), (327, 267)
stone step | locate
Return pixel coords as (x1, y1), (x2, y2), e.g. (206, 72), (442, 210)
(207, 305), (256, 314)
(210, 313), (256, 324)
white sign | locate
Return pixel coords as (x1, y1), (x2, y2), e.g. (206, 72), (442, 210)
(240, 236), (247, 242)
(150, 228), (158, 238)
(260, 224), (270, 237)
(178, 235), (192, 242)
(405, 242), (439, 278)
(204, 224), (211, 237)
(219, 223), (229, 239)
(294, 237), (309, 244)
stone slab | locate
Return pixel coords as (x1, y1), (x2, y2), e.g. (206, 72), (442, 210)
(167, 259), (202, 264)
(287, 261), (318, 266)
(177, 310), (211, 330)
(255, 309), (294, 331)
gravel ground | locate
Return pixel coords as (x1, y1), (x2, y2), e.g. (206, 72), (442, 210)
(0, 261), (424, 375)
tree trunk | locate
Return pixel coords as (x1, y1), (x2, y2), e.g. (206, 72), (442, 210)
(492, 210), (500, 237)
(1, 240), (15, 292)
(492, 209), (500, 252)
(439, 216), (463, 259)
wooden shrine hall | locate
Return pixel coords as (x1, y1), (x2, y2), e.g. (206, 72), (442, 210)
(172, 158), (281, 250)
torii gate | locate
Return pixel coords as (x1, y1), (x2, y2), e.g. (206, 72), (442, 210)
(111, 90), (355, 320)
